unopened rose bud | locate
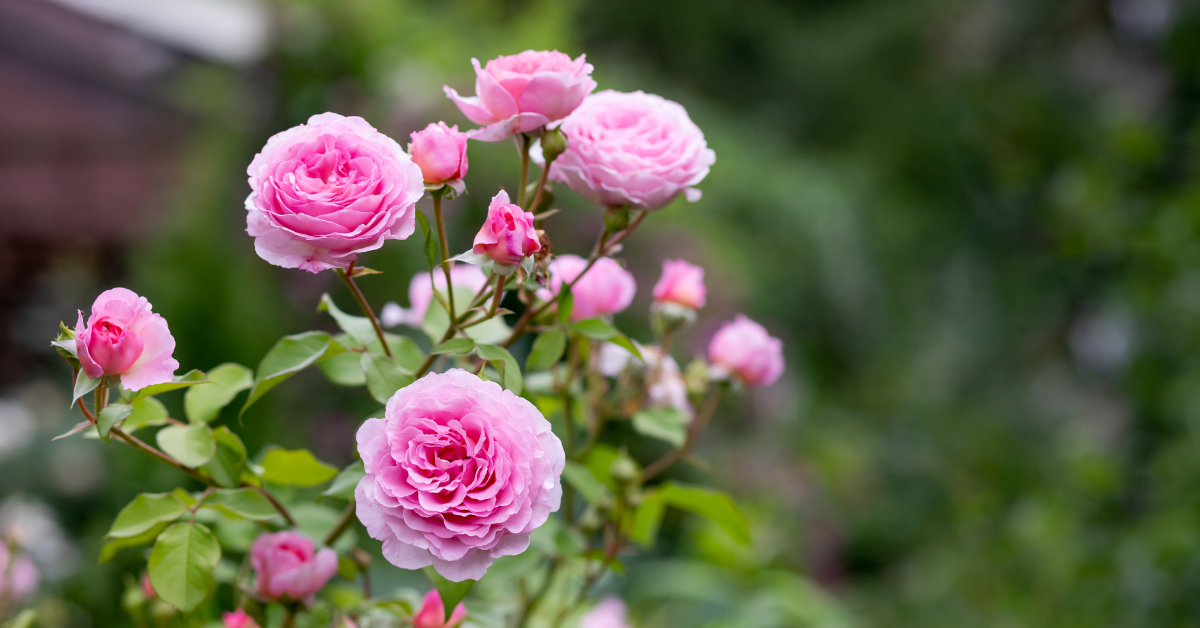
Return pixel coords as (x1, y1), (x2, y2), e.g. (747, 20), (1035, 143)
(708, 315), (785, 388)
(609, 452), (639, 484)
(472, 190), (541, 267)
(223, 609), (262, 628)
(409, 122), (469, 184)
(413, 589), (467, 628)
(604, 206), (630, 234)
(685, 358), (709, 395)
(540, 127), (568, 164)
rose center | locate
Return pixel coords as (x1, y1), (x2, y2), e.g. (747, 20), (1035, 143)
(95, 320), (124, 343)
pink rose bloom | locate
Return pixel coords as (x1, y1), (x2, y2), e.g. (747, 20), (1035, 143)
(245, 112), (425, 273)
(75, 288), (178, 391)
(538, 255), (636, 321)
(0, 545), (37, 602)
(708, 315), (785, 388)
(472, 190), (541, 267)
(652, 260), (706, 309)
(409, 122), (468, 184)
(581, 597), (631, 628)
(543, 90), (715, 209)
(413, 589), (467, 628)
(380, 265), (490, 328)
(355, 369), (565, 582)
(444, 50), (597, 142)
(250, 531), (337, 603)
(222, 609), (261, 628)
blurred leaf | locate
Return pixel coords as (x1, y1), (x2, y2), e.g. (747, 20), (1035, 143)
(319, 350), (367, 387)
(156, 423), (216, 468)
(476, 344), (522, 393)
(148, 522), (220, 612)
(362, 352), (415, 404)
(52, 420), (92, 441)
(632, 407), (689, 447)
(127, 370), (210, 403)
(607, 334), (642, 361)
(203, 426), (247, 489)
(96, 403), (132, 443)
(122, 397), (169, 432)
(584, 445), (620, 491)
(205, 488), (277, 521)
(423, 566), (474, 622)
(558, 291), (573, 324)
(431, 337), (475, 355)
(108, 492), (188, 538)
(261, 449), (338, 487)
(338, 555), (357, 581)
(242, 332), (344, 415)
(630, 490), (666, 547)
(185, 363), (253, 423)
(319, 293), (377, 348)
(526, 329), (566, 371)
(570, 318), (618, 340)
(321, 461), (365, 501)
(416, 211), (437, 271)
(562, 461), (611, 504)
(659, 482), (750, 545)
(5, 609), (36, 628)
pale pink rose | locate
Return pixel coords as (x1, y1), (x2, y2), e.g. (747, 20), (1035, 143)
(355, 369), (565, 582)
(542, 90), (715, 209)
(222, 609), (261, 628)
(596, 344), (691, 419)
(381, 265), (490, 328)
(472, 190), (541, 266)
(444, 50), (597, 142)
(413, 589), (467, 628)
(245, 112), (425, 273)
(538, 255), (635, 321)
(409, 122), (469, 184)
(708, 315), (784, 388)
(652, 260), (706, 309)
(0, 545), (37, 602)
(581, 597), (631, 628)
(75, 288), (178, 391)
(250, 531), (337, 603)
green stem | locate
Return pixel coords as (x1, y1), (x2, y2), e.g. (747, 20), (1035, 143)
(526, 158), (552, 212)
(488, 274), (507, 317)
(516, 134), (531, 207)
(324, 502), (356, 547)
(513, 559), (559, 628)
(337, 263), (392, 358)
(433, 191), (457, 320)
(641, 384), (724, 482)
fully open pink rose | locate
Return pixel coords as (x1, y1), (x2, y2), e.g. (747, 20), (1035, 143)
(580, 597), (631, 628)
(245, 112), (425, 273)
(444, 50), (596, 142)
(653, 260), (706, 309)
(539, 255), (636, 321)
(413, 589), (467, 628)
(355, 369), (565, 582)
(543, 90), (715, 209)
(75, 288), (178, 391)
(708, 315), (784, 388)
(222, 609), (261, 628)
(0, 545), (37, 602)
(409, 122), (468, 184)
(250, 531), (337, 603)
(472, 190), (541, 266)
(381, 265), (490, 329)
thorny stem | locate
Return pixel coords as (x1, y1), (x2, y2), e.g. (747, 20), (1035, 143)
(488, 274), (507, 317)
(641, 384), (724, 481)
(338, 261), (391, 358)
(433, 191), (457, 320)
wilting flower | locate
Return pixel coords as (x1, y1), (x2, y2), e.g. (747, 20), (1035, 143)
(380, 266), (490, 329)
(444, 50), (597, 142)
(708, 315), (784, 388)
(539, 255), (636, 321)
(355, 370), (565, 581)
(472, 190), (541, 267)
(222, 609), (261, 628)
(245, 112), (425, 273)
(250, 531), (337, 603)
(0, 544), (37, 602)
(409, 122), (469, 184)
(580, 597), (631, 628)
(75, 288), (178, 391)
(413, 589), (467, 628)
(652, 260), (706, 310)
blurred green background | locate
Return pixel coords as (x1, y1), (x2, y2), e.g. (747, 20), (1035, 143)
(4, 0), (1200, 626)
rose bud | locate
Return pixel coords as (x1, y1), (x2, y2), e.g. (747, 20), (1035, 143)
(580, 597), (631, 628)
(245, 112), (424, 273)
(413, 589), (467, 628)
(653, 260), (706, 309)
(250, 531), (337, 603)
(408, 122), (468, 184)
(444, 50), (597, 142)
(472, 190), (541, 267)
(222, 609), (261, 628)
(0, 545), (37, 603)
(75, 288), (178, 391)
(707, 315), (785, 388)
(538, 255), (636, 321)
(380, 265), (490, 329)
(140, 572), (156, 599)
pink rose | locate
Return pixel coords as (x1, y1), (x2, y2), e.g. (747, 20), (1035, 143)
(75, 288), (178, 391)
(596, 344), (691, 419)
(245, 112), (425, 273)
(0, 545), (37, 602)
(652, 260), (706, 309)
(544, 90), (715, 209)
(539, 255), (636, 321)
(444, 50), (597, 142)
(708, 315), (784, 388)
(472, 190), (541, 267)
(355, 369), (565, 582)
(250, 531), (337, 603)
(222, 609), (261, 628)
(409, 122), (469, 184)
(380, 265), (490, 328)
(580, 597), (631, 628)
(413, 589), (467, 628)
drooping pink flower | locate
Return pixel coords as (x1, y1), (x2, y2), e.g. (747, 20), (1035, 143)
(222, 609), (261, 628)
(409, 122), (469, 184)
(380, 265), (490, 329)
(444, 50), (597, 142)
(538, 255), (636, 321)
(543, 90), (715, 209)
(472, 190), (541, 267)
(413, 589), (468, 628)
(708, 315), (784, 388)
(250, 531), (337, 603)
(580, 597), (631, 628)
(652, 260), (706, 309)
(355, 369), (565, 582)
(75, 288), (178, 391)
(0, 545), (37, 603)
(245, 112), (425, 273)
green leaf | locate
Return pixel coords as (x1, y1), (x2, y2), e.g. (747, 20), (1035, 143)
(584, 445), (620, 492)
(424, 566), (474, 622)
(384, 334), (424, 372)
(561, 461), (611, 505)
(319, 293), (378, 348)
(156, 423), (217, 468)
(52, 420), (93, 441)
(101, 521), (169, 562)
(241, 332), (344, 415)
(362, 353), (415, 405)
(203, 426), (247, 488)
(416, 211), (438, 271)
(632, 407), (690, 448)
(570, 318), (618, 340)
(184, 363), (253, 423)
(205, 488), (277, 521)
(659, 482), (751, 545)
(431, 337), (475, 355)
(526, 329), (566, 372)
(127, 370), (210, 402)
(319, 350), (367, 386)
(338, 555), (358, 581)
(108, 492), (188, 538)
(71, 370), (101, 408)
(97, 403), (133, 444)
(122, 397), (169, 432)
(475, 344), (522, 394)
(607, 334), (643, 361)
(557, 291), (573, 325)
(630, 490), (666, 547)
(261, 449), (339, 487)
(148, 522), (221, 612)
(321, 461), (365, 501)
